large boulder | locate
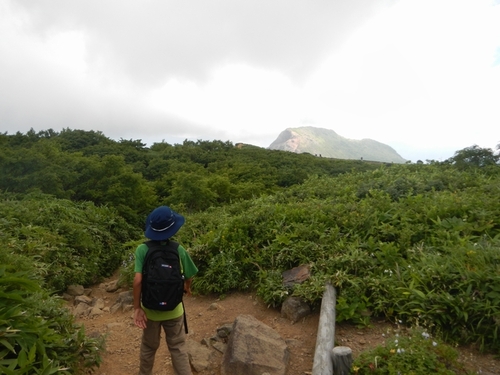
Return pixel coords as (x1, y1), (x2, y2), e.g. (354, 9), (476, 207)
(221, 314), (290, 375)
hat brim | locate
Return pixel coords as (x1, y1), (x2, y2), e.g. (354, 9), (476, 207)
(144, 213), (185, 240)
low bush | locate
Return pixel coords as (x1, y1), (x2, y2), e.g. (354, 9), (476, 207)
(351, 327), (472, 374)
(175, 164), (500, 350)
(0, 267), (103, 374)
(0, 191), (140, 291)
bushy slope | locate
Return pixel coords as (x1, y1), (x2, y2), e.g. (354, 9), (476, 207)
(0, 129), (381, 224)
(1, 129), (499, 373)
(0, 192), (139, 373)
(175, 164), (500, 350)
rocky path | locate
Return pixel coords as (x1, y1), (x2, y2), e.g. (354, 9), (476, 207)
(70, 277), (500, 375)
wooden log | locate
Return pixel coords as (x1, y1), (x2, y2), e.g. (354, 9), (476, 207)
(312, 283), (336, 375)
(331, 346), (353, 375)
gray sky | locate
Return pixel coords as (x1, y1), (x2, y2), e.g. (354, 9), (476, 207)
(1, 0), (499, 162)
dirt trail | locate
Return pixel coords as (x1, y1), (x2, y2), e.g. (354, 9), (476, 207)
(75, 277), (500, 375)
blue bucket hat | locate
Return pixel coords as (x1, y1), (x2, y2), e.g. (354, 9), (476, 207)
(145, 206), (185, 241)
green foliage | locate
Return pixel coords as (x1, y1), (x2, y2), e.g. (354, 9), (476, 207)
(117, 239), (147, 287)
(445, 145), (500, 169)
(351, 328), (472, 374)
(72, 154), (157, 224)
(3, 129), (500, 365)
(1, 129), (380, 218)
(0, 192), (139, 292)
(175, 163), (500, 351)
(255, 269), (290, 307)
(0, 140), (79, 199)
(167, 171), (218, 211)
(0, 267), (103, 374)
(0, 192), (136, 374)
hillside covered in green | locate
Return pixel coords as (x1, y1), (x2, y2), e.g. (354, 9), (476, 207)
(0, 128), (380, 225)
(1, 128), (499, 373)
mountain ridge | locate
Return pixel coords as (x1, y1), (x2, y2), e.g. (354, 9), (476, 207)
(268, 126), (406, 163)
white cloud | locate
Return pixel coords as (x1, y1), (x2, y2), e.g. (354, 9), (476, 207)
(298, 0), (500, 159)
(148, 64), (302, 142)
(1, 0), (499, 162)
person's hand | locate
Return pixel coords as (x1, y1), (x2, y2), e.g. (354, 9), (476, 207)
(134, 308), (147, 329)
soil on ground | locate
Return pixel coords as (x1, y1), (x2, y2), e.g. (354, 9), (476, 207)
(75, 276), (500, 375)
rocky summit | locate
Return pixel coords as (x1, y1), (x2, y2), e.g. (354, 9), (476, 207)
(268, 126), (406, 163)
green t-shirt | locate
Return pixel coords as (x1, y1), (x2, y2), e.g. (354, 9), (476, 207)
(135, 241), (198, 321)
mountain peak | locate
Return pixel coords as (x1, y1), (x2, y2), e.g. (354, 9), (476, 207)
(268, 126), (406, 163)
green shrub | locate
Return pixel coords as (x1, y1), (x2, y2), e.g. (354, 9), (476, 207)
(0, 192), (140, 291)
(0, 267), (103, 374)
(174, 164), (500, 350)
(351, 327), (472, 375)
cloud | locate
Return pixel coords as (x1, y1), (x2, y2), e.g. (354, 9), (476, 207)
(1, 0), (499, 162)
(298, 0), (500, 159)
(12, 0), (395, 85)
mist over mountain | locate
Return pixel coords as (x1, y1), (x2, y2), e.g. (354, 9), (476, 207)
(268, 126), (406, 163)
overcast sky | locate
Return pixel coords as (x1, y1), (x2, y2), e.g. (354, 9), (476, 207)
(1, 0), (499, 162)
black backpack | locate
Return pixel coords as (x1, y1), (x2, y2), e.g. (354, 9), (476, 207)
(141, 240), (185, 312)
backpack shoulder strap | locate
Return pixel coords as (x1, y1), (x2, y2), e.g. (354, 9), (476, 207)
(142, 240), (182, 274)
(144, 240), (179, 253)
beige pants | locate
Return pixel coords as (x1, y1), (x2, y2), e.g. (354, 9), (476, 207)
(138, 315), (192, 375)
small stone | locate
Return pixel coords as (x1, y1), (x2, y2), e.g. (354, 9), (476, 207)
(105, 280), (120, 293)
(281, 296), (311, 323)
(89, 306), (104, 317)
(216, 323), (233, 339)
(282, 265), (310, 288)
(110, 303), (121, 314)
(73, 303), (90, 317)
(74, 295), (92, 305)
(93, 298), (105, 309)
(61, 293), (73, 301)
(212, 341), (227, 353)
(208, 303), (221, 311)
(67, 284), (85, 296)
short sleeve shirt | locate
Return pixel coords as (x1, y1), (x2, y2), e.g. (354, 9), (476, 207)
(135, 241), (198, 321)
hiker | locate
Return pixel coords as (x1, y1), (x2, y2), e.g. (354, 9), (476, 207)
(133, 205), (198, 375)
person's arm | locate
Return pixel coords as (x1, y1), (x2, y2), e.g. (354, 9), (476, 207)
(184, 277), (193, 296)
(179, 245), (198, 297)
(133, 272), (147, 329)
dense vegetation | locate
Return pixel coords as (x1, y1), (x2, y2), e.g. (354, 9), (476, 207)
(1, 128), (499, 373)
(0, 128), (378, 225)
(174, 163), (500, 351)
(0, 193), (138, 373)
